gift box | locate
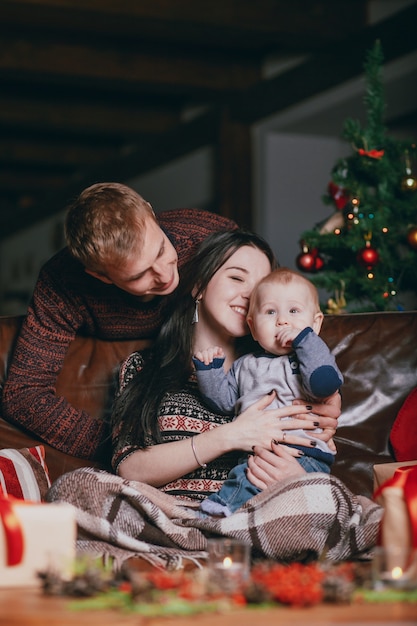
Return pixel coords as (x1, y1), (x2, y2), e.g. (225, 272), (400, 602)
(0, 499), (76, 587)
(373, 460), (417, 492)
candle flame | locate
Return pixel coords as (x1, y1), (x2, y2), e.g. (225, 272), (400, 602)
(391, 566), (403, 580)
(223, 556), (233, 569)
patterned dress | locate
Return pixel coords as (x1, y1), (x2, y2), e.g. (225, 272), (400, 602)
(112, 351), (241, 501)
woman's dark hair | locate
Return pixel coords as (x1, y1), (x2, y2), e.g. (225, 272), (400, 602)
(112, 229), (277, 448)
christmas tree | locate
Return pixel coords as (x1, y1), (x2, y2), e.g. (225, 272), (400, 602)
(296, 41), (417, 313)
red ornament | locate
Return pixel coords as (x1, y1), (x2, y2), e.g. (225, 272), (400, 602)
(357, 241), (379, 268)
(313, 254), (324, 271)
(296, 251), (315, 272)
(296, 243), (324, 273)
(406, 226), (417, 249)
(327, 181), (350, 210)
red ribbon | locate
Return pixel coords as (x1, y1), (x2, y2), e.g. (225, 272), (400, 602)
(374, 465), (417, 548)
(0, 496), (24, 566)
(358, 148), (385, 159)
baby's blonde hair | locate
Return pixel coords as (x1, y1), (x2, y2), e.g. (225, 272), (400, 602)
(248, 267), (320, 318)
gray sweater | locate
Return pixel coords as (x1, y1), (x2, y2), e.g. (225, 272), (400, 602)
(193, 327), (343, 457)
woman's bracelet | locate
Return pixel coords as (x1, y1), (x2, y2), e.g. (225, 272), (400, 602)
(191, 436), (207, 468)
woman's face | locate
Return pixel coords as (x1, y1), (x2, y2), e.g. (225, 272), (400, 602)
(198, 245), (272, 341)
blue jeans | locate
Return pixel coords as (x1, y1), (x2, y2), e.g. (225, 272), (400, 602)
(199, 454), (331, 517)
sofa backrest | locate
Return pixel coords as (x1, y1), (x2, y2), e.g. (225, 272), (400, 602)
(0, 316), (150, 420)
(0, 315), (149, 480)
(0, 316), (23, 391)
(0, 311), (416, 496)
(321, 310), (417, 495)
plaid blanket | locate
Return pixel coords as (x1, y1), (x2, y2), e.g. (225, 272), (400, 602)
(47, 468), (383, 569)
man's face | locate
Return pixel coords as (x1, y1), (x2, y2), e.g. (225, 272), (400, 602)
(87, 217), (179, 299)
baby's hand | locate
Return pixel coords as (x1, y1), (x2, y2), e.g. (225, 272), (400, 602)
(193, 346), (224, 365)
(275, 327), (299, 348)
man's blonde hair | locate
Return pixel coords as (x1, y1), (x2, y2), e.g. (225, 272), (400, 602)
(248, 267), (321, 318)
(65, 182), (155, 272)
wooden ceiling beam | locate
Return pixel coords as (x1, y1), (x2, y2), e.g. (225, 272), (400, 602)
(0, 110), (220, 238)
(0, 137), (117, 167)
(0, 169), (69, 192)
(0, 37), (260, 93)
(0, 94), (180, 136)
(0, 1), (368, 50)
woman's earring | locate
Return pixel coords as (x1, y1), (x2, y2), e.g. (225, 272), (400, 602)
(192, 298), (200, 324)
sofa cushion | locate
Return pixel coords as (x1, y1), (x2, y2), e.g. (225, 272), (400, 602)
(0, 446), (51, 501)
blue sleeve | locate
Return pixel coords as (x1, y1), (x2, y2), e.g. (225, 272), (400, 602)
(293, 327), (343, 398)
(192, 356), (239, 414)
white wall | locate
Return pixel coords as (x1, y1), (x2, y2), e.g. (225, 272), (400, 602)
(0, 214), (65, 315)
(128, 146), (214, 213)
(258, 132), (347, 269)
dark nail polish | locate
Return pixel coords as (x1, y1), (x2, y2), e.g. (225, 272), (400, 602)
(268, 390), (274, 395)
(306, 405), (313, 411)
(313, 421), (320, 427)
(310, 440), (317, 447)
(273, 439), (280, 445)
(297, 451), (305, 457)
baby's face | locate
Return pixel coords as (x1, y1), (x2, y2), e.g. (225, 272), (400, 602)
(247, 280), (323, 355)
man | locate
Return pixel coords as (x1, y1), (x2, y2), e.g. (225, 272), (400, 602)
(2, 182), (236, 462)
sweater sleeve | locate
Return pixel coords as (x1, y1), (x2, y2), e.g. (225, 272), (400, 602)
(292, 328), (343, 399)
(1, 263), (109, 462)
(192, 357), (238, 414)
(158, 208), (238, 270)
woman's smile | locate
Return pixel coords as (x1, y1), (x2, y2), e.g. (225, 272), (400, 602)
(231, 305), (248, 317)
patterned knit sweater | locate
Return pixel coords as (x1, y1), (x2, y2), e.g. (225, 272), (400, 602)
(112, 351), (241, 501)
(2, 208), (236, 462)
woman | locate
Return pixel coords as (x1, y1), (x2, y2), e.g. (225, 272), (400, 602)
(48, 230), (381, 566)
(112, 229), (340, 500)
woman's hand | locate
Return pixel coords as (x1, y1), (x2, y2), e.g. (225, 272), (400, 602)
(246, 441), (306, 490)
(229, 391), (325, 452)
(292, 391), (341, 446)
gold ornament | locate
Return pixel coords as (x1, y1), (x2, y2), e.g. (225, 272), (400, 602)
(326, 282), (346, 315)
(400, 149), (417, 192)
(401, 175), (417, 192)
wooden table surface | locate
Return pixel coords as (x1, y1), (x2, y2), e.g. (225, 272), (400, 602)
(0, 587), (416, 626)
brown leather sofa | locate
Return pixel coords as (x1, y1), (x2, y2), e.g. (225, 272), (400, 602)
(1, 311), (416, 498)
